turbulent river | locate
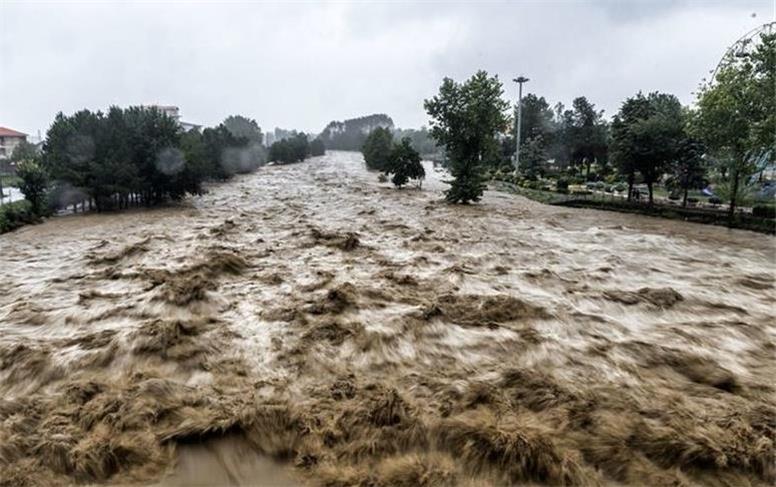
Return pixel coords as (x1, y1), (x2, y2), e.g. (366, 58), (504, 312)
(0, 151), (774, 486)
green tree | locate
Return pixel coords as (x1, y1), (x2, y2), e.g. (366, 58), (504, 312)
(691, 32), (775, 221)
(518, 94), (555, 148)
(611, 96), (648, 201)
(362, 127), (394, 171)
(16, 159), (49, 214)
(320, 114), (394, 150)
(611, 92), (685, 204)
(202, 124), (248, 178)
(268, 132), (310, 164)
(520, 136), (548, 180)
(391, 127), (439, 156)
(10, 140), (39, 164)
(310, 138), (326, 156)
(386, 137), (425, 188)
(563, 97), (609, 180)
(668, 137), (706, 207)
(41, 106), (202, 211)
(424, 70), (509, 203)
(223, 115), (263, 145)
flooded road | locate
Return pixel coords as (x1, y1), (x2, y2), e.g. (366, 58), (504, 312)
(1, 151), (774, 485)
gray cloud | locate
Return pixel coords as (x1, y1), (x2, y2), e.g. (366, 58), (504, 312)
(0, 0), (771, 137)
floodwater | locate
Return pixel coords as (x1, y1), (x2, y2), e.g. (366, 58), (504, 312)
(0, 151), (774, 486)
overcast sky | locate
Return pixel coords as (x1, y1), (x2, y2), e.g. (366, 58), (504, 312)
(1, 0), (773, 136)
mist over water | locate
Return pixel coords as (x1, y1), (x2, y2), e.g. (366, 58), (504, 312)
(0, 152), (773, 485)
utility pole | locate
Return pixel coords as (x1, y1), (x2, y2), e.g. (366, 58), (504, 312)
(512, 76), (529, 173)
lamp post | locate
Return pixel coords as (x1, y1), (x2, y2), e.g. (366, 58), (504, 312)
(512, 76), (529, 173)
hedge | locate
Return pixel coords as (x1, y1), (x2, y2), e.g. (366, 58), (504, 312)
(0, 200), (39, 234)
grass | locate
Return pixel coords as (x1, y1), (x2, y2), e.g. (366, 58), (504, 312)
(490, 179), (775, 235)
(489, 181), (570, 205)
(651, 187), (706, 200)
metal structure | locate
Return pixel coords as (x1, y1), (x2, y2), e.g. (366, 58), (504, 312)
(512, 76), (529, 172)
(707, 20), (775, 86)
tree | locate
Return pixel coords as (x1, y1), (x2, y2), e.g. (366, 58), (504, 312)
(16, 159), (48, 214)
(611, 96), (649, 201)
(635, 94), (684, 205)
(611, 92), (685, 205)
(386, 137), (425, 188)
(361, 127), (394, 171)
(268, 132), (310, 164)
(391, 127), (439, 156)
(320, 114), (394, 151)
(691, 32), (775, 221)
(223, 115), (263, 145)
(179, 129), (210, 195)
(310, 138), (326, 156)
(520, 136), (548, 180)
(669, 137), (706, 207)
(424, 70), (509, 203)
(563, 97), (609, 180)
(202, 124), (249, 179)
(10, 140), (39, 164)
(41, 106), (208, 211)
(518, 94), (555, 147)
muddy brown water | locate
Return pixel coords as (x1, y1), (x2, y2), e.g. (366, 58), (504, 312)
(1, 151), (774, 486)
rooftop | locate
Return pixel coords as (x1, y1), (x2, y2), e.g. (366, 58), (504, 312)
(0, 127), (27, 137)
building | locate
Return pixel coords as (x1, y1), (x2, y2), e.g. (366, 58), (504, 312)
(0, 127), (27, 160)
(143, 105), (201, 132)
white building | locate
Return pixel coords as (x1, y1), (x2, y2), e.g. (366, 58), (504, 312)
(0, 126), (27, 160)
(143, 105), (201, 132)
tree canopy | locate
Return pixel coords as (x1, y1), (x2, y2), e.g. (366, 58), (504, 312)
(611, 92), (685, 204)
(268, 133), (311, 164)
(386, 137), (425, 188)
(361, 127), (394, 172)
(425, 70), (510, 203)
(40, 107), (267, 211)
(320, 114), (394, 151)
(222, 115), (263, 144)
(691, 32), (775, 218)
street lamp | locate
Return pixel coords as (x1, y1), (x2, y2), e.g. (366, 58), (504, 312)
(512, 76), (529, 173)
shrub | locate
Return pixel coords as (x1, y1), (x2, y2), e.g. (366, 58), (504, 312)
(708, 196), (723, 205)
(377, 173), (388, 183)
(752, 205), (776, 219)
(0, 200), (38, 233)
(668, 192), (681, 201)
(613, 183), (626, 192)
(556, 179), (569, 192)
(687, 197), (699, 204)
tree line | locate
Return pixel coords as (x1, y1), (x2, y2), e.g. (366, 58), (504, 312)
(420, 31), (774, 214)
(9, 109), (325, 219)
(319, 114), (394, 151)
(268, 133), (325, 164)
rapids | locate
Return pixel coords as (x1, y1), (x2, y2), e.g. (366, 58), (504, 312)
(0, 151), (774, 485)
